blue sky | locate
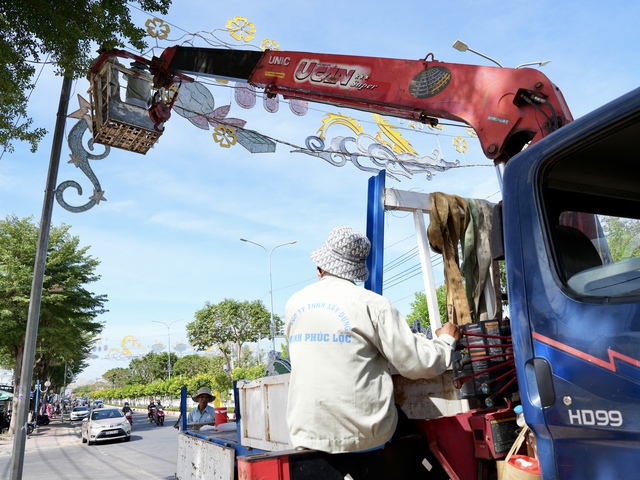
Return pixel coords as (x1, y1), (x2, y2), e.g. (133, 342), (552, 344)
(1, 1), (638, 384)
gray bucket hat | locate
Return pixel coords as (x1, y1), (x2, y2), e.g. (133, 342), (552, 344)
(311, 226), (371, 282)
(192, 387), (215, 403)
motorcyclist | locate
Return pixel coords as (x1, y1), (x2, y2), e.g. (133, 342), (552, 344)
(147, 400), (155, 420)
(122, 402), (133, 424)
(154, 400), (163, 423)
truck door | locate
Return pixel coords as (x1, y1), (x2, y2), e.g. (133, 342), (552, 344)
(502, 88), (640, 479)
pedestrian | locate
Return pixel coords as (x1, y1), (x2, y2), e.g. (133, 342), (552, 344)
(187, 387), (216, 425)
(285, 226), (461, 454)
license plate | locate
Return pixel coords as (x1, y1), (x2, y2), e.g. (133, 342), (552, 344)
(105, 430), (119, 435)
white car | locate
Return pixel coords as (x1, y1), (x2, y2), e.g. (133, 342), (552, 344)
(81, 407), (131, 445)
(70, 406), (90, 421)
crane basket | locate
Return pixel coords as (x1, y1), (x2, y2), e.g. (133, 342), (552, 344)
(88, 60), (162, 154)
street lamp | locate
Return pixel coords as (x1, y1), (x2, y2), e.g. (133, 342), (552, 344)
(240, 238), (297, 352)
(33, 379), (51, 425)
(152, 320), (182, 380)
(452, 40), (504, 67)
(453, 40), (551, 70)
(516, 60), (551, 69)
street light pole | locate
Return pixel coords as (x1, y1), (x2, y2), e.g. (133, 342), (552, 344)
(152, 320), (182, 380)
(11, 74), (72, 480)
(240, 238), (297, 353)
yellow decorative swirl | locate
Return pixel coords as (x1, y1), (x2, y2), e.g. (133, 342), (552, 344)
(164, 83), (180, 104)
(121, 334), (142, 356)
(317, 113), (363, 139)
(372, 114), (416, 155)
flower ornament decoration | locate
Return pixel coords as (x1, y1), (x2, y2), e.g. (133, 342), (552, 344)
(453, 136), (468, 153)
(213, 125), (237, 148)
(261, 39), (280, 51)
(146, 17), (171, 39)
(227, 17), (256, 42)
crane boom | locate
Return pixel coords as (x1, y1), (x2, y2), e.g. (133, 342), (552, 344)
(154, 46), (573, 164)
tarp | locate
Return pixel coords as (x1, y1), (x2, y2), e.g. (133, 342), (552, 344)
(0, 389), (14, 401)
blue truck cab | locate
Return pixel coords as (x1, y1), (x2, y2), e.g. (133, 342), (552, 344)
(502, 87), (640, 478)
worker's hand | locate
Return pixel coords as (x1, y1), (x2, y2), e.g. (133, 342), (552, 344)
(436, 322), (462, 342)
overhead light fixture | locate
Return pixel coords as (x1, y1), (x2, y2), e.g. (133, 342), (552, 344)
(452, 39), (504, 68)
(516, 60), (552, 69)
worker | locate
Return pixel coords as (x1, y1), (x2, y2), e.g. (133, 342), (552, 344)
(125, 60), (152, 108)
(285, 226), (461, 454)
(187, 387), (216, 424)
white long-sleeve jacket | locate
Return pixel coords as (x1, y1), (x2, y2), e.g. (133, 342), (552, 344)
(285, 274), (456, 453)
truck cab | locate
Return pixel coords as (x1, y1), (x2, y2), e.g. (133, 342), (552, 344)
(502, 86), (640, 479)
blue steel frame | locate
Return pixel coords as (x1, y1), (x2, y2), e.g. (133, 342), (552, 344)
(365, 170), (386, 294)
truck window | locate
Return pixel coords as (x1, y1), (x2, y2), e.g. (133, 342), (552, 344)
(539, 114), (640, 298)
(555, 212), (640, 296)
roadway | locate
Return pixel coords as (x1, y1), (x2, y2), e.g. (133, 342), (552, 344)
(0, 411), (179, 479)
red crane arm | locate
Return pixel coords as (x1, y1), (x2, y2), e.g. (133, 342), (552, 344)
(157, 46), (573, 164)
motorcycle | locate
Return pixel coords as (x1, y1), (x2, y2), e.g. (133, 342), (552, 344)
(36, 413), (50, 426)
(124, 410), (133, 425)
(0, 411), (9, 435)
(154, 407), (165, 426)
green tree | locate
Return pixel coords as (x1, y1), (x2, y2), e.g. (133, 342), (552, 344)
(172, 354), (216, 378)
(406, 286), (447, 331)
(0, 215), (106, 432)
(129, 351), (177, 384)
(0, 0), (172, 153)
(600, 216), (640, 261)
(187, 299), (276, 371)
(232, 365), (266, 382)
(103, 367), (132, 389)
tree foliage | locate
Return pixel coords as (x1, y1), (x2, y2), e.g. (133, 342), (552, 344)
(0, 215), (106, 432)
(187, 299), (277, 370)
(172, 354), (219, 378)
(128, 351), (178, 384)
(600, 216), (640, 262)
(102, 367), (133, 388)
(406, 286), (447, 331)
(0, 0), (171, 152)
(0, 215), (106, 375)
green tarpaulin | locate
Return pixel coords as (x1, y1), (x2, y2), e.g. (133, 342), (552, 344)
(0, 390), (13, 401)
